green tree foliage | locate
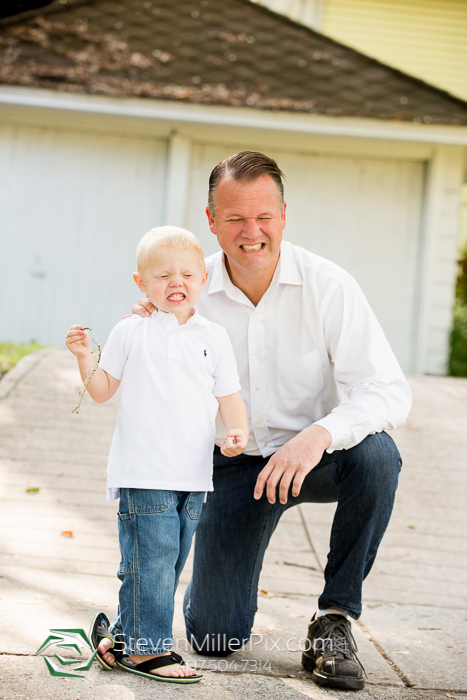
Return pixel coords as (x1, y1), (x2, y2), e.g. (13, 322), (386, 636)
(449, 244), (467, 376)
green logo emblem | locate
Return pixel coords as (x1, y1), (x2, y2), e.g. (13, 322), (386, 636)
(36, 629), (98, 678)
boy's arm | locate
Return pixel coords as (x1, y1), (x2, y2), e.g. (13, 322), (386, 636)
(217, 391), (249, 457)
(65, 325), (120, 403)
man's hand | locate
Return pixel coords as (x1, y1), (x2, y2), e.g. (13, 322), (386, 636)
(221, 428), (248, 457)
(130, 297), (157, 318)
(254, 425), (332, 505)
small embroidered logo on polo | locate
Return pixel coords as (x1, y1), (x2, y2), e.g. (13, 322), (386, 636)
(204, 349), (207, 357)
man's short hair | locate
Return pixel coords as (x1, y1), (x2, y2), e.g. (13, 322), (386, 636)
(136, 226), (205, 274)
(208, 151), (286, 214)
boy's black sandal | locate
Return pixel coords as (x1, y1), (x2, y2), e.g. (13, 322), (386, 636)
(116, 651), (203, 683)
(89, 612), (125, 671)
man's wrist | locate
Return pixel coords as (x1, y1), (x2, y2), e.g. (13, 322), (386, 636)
(304, 423), (332, 450)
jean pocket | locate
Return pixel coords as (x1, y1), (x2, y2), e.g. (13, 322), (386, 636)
(128, 488), (173, 514)
(185, 492), (204, 520)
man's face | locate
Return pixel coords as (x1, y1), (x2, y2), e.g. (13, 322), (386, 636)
(206, 174), (286, 277)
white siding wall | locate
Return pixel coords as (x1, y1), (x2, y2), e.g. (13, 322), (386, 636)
(0, 126), (167, 346)
(252, 0), (324, 29)
(186, 142), (424, 373)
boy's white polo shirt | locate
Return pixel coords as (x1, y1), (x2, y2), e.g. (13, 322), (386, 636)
(99, 308), (241, 500)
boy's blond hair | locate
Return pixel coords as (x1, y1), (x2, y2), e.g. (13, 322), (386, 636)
(136, 226), (205, 273)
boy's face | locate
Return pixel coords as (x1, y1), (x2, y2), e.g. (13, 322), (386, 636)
(133, 246), (208, 323)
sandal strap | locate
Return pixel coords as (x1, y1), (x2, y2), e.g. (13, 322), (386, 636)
(136, 652), (185, 673)
(94, 619), (125, 657)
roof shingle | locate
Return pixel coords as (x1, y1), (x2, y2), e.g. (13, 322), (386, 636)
(1, 0), (467, 125)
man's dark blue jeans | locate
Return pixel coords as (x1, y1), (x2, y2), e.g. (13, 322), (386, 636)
(183, 431), (402, 656)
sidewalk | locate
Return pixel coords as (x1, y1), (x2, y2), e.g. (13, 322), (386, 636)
(0, 349), (466, 700)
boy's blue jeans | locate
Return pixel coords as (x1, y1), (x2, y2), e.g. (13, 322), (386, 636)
(183, 432), (402, 656)
(110, 488), (205, 655)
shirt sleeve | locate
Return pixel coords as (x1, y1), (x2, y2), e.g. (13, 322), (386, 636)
(313, 273), (412, 452)
(98, 318), (133, 381)
(212, 329), (242, 398)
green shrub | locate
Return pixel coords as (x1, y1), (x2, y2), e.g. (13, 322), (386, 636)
(449, 243), (467, 377)
(449, 304), (467, 376)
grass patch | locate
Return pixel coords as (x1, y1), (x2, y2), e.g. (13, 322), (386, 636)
(0, 341), (45, 377)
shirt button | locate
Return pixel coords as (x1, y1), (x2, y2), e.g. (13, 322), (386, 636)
(257, 419), (262, 425)
(255, 386), (260, 391)
(170, 332), (176, 338)
(252, 314), (257, 320)
(253, 350), (258, 356)
(264, 442), (268, 447)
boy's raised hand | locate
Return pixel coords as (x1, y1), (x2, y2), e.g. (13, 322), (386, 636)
(221, 429), (248, 457)
(65, 325), (92, 359)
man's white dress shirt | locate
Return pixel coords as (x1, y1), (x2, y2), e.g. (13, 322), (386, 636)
(99, 309), (240, 499)
(197, 240), (411, 457)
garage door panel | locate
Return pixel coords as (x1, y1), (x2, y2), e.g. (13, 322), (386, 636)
(186, 142), (423, 372)
(0, 126), (167, 345)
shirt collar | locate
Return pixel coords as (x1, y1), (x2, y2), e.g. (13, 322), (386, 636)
(207, 240), (302, 298)
(277, 240), (303, 287)
(151, 307), (208, 327)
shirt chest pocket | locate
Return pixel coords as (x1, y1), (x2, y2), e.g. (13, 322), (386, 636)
(277, 348), (323, 400)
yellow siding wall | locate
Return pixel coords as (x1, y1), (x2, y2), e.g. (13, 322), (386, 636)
(321, 0), (467, 101)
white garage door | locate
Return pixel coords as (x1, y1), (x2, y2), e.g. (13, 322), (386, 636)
(186, 142), (424, 373)
(0, 126), (167, 346)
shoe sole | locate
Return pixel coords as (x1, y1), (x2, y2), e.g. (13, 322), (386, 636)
(302, 653), (365, 690)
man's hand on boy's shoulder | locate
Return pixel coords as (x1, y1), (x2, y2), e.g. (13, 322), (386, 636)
(221, 429), (248, 458)
(129, 297), (157, 318)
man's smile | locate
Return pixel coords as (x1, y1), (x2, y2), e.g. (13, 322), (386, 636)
(240, 243), (265, 251)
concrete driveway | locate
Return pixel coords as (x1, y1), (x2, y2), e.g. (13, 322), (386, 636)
(0, 349), (466, 700)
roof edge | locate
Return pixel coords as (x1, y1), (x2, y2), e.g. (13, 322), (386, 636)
(2, 85), (467, 146)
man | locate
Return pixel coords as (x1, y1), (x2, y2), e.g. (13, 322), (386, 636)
(101, 151), (411, 690)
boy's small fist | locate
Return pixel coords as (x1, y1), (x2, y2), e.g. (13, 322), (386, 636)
(65, 325), (92, 359)
(220, 429), (248, 458)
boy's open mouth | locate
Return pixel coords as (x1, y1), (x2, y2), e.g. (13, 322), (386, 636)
(240, 243), (264, 251)
(167, 293), (186, 301)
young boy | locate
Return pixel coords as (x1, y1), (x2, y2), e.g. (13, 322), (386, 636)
(65, 226), (248, 684)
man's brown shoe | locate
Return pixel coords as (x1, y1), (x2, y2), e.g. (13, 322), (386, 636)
(301, 613), (366, 690)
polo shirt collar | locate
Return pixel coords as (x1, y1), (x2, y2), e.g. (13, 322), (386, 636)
(151, 307), (208, 327)
(207, 240), (302, 299)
